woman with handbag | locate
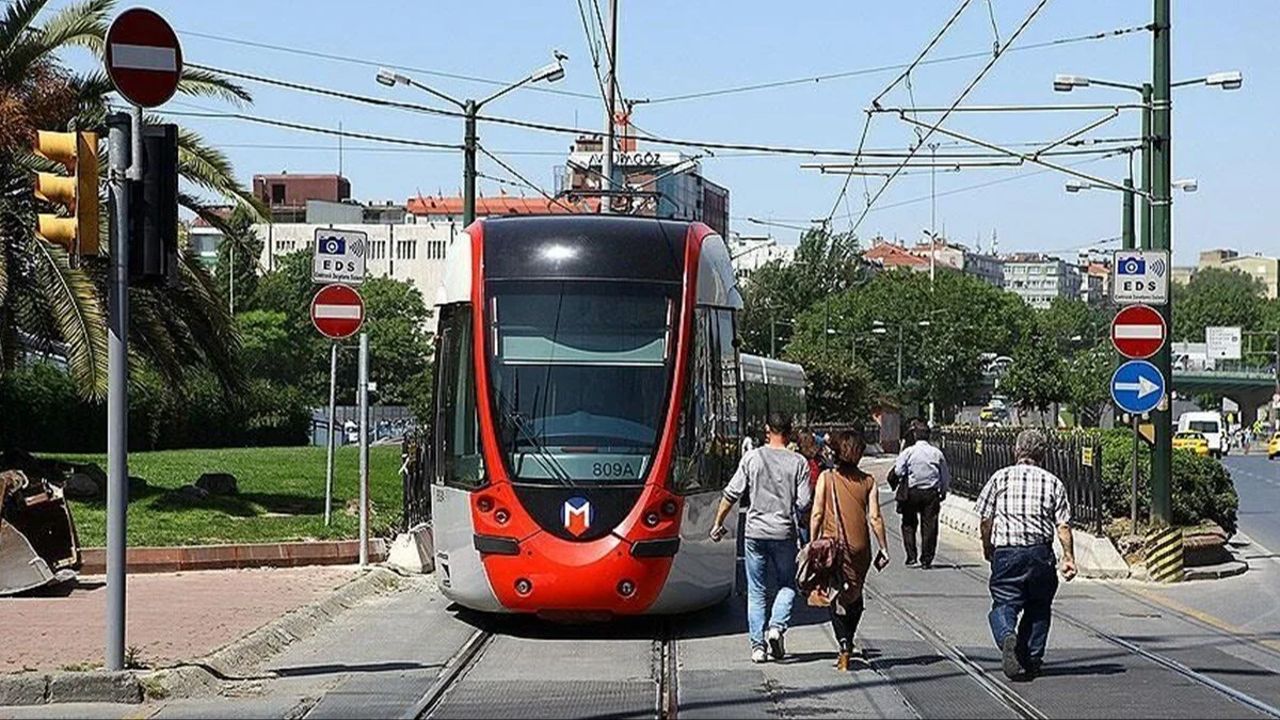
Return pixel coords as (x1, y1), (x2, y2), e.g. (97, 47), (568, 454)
(807, 430), (889, 671)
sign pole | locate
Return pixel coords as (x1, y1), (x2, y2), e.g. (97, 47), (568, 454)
(1131, 414), (1140, 534)
(358, 332), (370, 567)
(105, 109), (134, 672)
(324, 341), (338, 526)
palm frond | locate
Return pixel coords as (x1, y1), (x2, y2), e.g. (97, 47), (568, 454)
(178, 66), (252, 105)
(0, 0), (48, 58)
(1, 0), (111, 83)
(27, 233), (108, 398)
(174, 126), (267, 220)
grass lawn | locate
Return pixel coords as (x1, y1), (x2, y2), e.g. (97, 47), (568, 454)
(51, 445), (404, 548)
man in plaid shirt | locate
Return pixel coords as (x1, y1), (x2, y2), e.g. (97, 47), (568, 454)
(974, 429), (1077, 680)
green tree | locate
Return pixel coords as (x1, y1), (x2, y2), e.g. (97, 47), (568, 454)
(738, 226), (869, 356)
(0, 0), (264, 398)
(1002, 334), (1068, 422)
(785, 268), (1031, 419)
(357, 277), (433, 406)
(1172, 267), (1265, 341)
(1001, 298), (1110, 426)
(215, 205), (262, 313)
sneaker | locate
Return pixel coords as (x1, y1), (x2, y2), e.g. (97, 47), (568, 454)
(905, 558), (918, 567)
(751, 647), (768, 664)
(920, 561), (933, 570)
(1000, 635), (1025, 679)
(766, 626), (786, 660)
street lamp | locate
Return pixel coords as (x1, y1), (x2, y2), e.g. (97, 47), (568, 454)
(375, 51), (567, 225)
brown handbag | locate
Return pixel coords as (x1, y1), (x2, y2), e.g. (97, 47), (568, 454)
(796, 471), (850, 595)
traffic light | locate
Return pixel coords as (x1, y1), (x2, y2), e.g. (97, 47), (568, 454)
(32, 131), (100, 256)
(128, 123), (179, 285)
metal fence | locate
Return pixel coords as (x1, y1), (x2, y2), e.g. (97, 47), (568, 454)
(401, 429), (431, 530)
(935, 427), (1104, 534)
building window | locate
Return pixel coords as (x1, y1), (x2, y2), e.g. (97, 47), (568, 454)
(396, 239), (417, 260)
(371, 240), (387, 260)
(270, 183), (285, 205)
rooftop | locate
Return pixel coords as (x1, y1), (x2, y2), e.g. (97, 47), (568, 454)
(406, 194), (582, 216)
(865, 241), (929, 269)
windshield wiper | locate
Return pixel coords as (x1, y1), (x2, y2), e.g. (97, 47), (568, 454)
(498, 399), (573, 486)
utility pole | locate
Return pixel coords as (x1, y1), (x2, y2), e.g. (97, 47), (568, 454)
(897, 325), (904, 388)
(601, 0), (619, 214)
(1150, 0), (1174, 524)
(1139, 83), (1153, 250)
(228, 242), (235, 313)
(323, 342), (338, 526)
(929, 142), (939, 285)
(463, 100), (477, 225)
(1122, 175), (1135, 251)
(357, 333), (370, 566)
(104, 110), (134, 673)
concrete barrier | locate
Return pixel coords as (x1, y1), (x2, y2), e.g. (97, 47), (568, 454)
(938, 495), (1131, 579)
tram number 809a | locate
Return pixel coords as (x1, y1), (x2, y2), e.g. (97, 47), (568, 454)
(592, 461), (636, 478)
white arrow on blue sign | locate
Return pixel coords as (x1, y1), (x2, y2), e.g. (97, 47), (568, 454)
(1110, 359), (1166, 415)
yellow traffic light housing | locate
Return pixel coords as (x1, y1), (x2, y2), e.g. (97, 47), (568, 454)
(32, 130), (99, 256)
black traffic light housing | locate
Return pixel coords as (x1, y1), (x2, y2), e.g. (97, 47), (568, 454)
(128, 123), (179, 285)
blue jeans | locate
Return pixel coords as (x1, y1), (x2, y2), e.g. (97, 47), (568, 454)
(988, 544), (1059, 666)
(744, 537), (798, 650)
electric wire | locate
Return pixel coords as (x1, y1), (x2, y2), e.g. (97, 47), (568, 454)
(475, 143), (577, 212)
(849, 0), (1052, 234)
(872, 0), (974, 109)
(636, 24), (1149, 105)
(177, 28), (599, 100)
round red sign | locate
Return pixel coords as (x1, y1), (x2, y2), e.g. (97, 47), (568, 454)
(1111, 304), (1166, 359)
(311, 284), (365, 339)
(105, 8), (183, 108)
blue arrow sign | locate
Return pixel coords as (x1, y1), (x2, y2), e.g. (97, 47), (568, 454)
(1111, 360), (1165, 414)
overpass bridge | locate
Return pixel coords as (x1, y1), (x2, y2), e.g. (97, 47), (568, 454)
(1172, 366), (1278, 425)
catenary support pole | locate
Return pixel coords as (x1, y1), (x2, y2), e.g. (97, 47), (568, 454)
(105, 109), (135, 672)
(1150, 0), (1173, 524)
(324, 341), (338, 526)
(1132, 414), (1140, 533)
(601, 0), (619, 213)
(463, 101), (477, 226)
(358, 332), (370, 566)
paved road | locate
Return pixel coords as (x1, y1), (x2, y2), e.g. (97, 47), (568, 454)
(1223, 453), (1280, 554)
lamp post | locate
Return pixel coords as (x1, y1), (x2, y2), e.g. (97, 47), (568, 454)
(1055, 56), (1240, 524)
(377, 53), (566, 226)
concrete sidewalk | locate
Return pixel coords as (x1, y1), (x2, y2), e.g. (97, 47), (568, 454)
(1, 566), (359, 674)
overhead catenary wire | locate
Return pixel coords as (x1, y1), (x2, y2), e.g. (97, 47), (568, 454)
(635, 24), (1149, 105)
(158, 108), (463, 149)
(871, 0), (973, 109)
(848, 0), (1053, 234)
(177, 28), (600, 101)
(187, 61), (968, 158)
(475, 143), (577, 213)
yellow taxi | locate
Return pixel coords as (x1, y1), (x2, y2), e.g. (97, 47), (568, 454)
(1173, 430), (1211, 457)
(1268, 432), (1280, 460)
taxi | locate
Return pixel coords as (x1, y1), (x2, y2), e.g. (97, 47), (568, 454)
(1172, 430), (1211, 457)
(1268, 432), (1280, 460)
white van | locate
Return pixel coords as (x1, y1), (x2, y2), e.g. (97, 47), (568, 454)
(1178, 411), (1227, 458)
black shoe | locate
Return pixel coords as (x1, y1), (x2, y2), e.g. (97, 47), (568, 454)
(1024, 659), (1043, 679)
(1001, 635), (1025, 679)
(905, 558), (918, 567)
(920, 561), (932, 570)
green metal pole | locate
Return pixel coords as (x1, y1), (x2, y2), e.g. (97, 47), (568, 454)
(1140, 84), (1153, 250)
(1122, 176), (1135, 251)
(1150, 0), (1173, 525)
(463, 100), (477, 226)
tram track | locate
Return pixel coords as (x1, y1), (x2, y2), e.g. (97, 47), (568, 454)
(876, 515), (1280, 719)
(654, 623), (679, 720)
(403, 628), (495, 720)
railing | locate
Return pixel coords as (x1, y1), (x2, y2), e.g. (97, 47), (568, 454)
(935, 427), (1104, 534)
(401, 429), (432, 530)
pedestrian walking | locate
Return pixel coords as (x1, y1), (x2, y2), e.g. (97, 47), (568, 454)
(796, 431), (824, 545)
(806, 430), (889, 671)
(711, 412), (812, 663)
(893, 419), (950, 569)
(975, 428), (1077, 680)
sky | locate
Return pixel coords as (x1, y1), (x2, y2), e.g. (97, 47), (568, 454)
(53, 0), (1279, 265)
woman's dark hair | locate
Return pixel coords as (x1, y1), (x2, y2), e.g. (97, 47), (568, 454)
(832, 430), (866, 471)
(796, 431), (818, 459)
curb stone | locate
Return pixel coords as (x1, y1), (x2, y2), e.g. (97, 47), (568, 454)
(0, 566), (406, 707)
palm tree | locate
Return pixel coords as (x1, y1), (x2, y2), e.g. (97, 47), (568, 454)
(0, 0), (264, 398)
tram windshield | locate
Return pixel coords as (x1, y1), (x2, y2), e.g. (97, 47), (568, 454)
(488, 280), (676, 485)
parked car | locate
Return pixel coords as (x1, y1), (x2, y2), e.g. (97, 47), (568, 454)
(1172, 430), (1211, 457)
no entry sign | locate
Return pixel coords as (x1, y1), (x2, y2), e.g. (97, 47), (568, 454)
(311, 283), (365, 339)
(1111, 304), (1166, 359)
(105, 9), (183, 108)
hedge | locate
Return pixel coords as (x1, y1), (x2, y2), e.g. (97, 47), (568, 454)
(1097, 427), (1238, 534)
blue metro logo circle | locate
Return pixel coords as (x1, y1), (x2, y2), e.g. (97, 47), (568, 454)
(1110, 359), (1165, 415)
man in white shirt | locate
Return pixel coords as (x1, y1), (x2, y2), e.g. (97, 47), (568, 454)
(893, 419), (950, 569)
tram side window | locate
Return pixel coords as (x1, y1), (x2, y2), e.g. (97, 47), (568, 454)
(673, 308), (720, 495)
(715, 309), (741, 483)
(435, 304), (484, 489)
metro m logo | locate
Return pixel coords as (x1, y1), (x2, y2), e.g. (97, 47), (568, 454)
(562, 496), (593, 537)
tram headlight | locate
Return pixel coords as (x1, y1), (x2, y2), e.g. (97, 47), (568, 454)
(660, 500), (678, 517)
(643, 511), (660, 528)
(494, 508), (510, 524)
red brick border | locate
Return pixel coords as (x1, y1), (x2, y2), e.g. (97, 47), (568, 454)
(79, 539), (387, 575)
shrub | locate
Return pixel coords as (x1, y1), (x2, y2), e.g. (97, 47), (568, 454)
(1097, 426), (1238, 534)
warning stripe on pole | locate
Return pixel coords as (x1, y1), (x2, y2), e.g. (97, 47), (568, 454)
(1145, 526), (1184, 583)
